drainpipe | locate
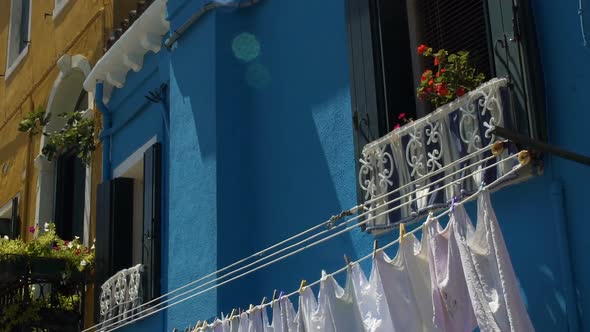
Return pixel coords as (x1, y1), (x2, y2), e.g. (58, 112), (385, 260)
(551, 181), (580, 331)
(95, 81), (112, 181)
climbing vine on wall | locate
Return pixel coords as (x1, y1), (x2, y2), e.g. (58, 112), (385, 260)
(18, 106), (96, 165)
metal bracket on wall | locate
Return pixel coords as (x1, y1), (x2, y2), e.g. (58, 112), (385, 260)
(492, 126), (590, 167)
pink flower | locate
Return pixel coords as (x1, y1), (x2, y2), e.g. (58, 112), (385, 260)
(394, 124), (401, 130)
(28, 226), (35, 234)
(397, 113), (406, 120)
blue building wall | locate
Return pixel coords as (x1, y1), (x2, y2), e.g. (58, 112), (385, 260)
(109, 0), (590, 331)
(104, 49), (169, 331)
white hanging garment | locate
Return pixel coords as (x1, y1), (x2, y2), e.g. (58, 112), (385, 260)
(280, 296), (302, 332)
(262, 304), (274, 332)
(221, 314), (231, 332)
(299, 285), (329, 331)
(398, 226), (437, 331)
(453, 192), (535, 332)
(426, 216), (477, 332)
(213, 318), (224, 332)
(270, 300), (283, 332)
(350, 262), (395, 331)
(249, 307), (264, 332)
(321, 271), (366, 332)
(374, 249), (424, 331)
(239, 312), (250, 332)
(230, 315), (240, 332)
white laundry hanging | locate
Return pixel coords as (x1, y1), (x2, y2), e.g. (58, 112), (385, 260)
(453, 191), (535, 332)
(426, 215), (478, 332)
(350, 261), (395, 331)
(397, 224), (437, 332)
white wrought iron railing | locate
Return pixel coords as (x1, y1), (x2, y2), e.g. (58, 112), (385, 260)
(99, 264), (143, 327)
(358, 78), (525, 233)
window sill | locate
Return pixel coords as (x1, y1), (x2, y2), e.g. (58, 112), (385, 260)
(4, 45), (29, 81)
(52, 0), (71, 20)
(358, 78), (540, 233)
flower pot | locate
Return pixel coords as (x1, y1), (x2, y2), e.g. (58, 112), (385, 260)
(29, 257), (67, 281)
(0, 254), (27, 282)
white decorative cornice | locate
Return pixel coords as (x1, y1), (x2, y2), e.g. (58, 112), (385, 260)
(83, 0), (169, 104)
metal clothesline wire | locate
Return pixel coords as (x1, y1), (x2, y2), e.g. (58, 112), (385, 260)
(87, 142), (502, 331)
(193, 162), (524, 331)
(99, 152), (521, 332)
(94, 148), (505, 331)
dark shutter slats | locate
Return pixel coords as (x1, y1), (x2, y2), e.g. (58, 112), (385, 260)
(143, 143), (162, 302)
(415, 0), (493, 79)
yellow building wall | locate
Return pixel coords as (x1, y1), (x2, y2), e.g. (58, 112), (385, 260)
(0, 0), (131, 327)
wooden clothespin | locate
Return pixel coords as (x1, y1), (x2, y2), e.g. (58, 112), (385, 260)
(518, 150), (531, 166)
(372, 239), (379, 259)
(271, 289), (278, 302)
(491, 141), (505, 157)
(229, 309), (237, 320)
(249, 304), (254, 312)
(399, 223), (406, 244)
(298, 280), (307, 294)
(344, 254), (351, 266)
(261, 296), (267, 306)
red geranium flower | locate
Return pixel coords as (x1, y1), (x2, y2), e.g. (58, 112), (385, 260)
(417, 44), (428, 55)
(28, 226), (35, 234)
(428, 79), (434, 86)
(456, 86), (466, 97)
(53, 245), (60, 251)
(436, 83), (449, 96)
(393, 124), (401, 130)
(434, 57), (439, 66)
(398, 113), (406, 120)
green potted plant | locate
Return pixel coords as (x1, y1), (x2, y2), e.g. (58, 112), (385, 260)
(415, 44), (486, 108)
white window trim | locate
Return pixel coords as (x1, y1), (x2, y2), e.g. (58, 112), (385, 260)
(5, 0), (32, 81)
(53, 0), (70, 20)
(0, 194), (19, 219)
(113, 136), (158, 178)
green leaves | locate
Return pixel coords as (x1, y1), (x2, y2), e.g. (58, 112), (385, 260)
(415, 45), (486, 108)
(18, 106), (50, 136)
(19, 107), (96, 166)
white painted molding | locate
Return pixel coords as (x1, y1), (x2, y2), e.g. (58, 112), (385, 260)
(83, 0), (169, 104)
(112, 135), (157, 178)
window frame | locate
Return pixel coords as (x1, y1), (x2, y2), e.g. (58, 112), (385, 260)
(5, 0), (32, 80)
(345, 0), (546, 210)
(0, 195), (20, 239)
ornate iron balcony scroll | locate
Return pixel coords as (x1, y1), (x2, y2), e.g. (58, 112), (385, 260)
(358, 78), (523, 233)
(99, 264), (143, 328)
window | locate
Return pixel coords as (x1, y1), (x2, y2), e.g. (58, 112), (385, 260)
(0, 196), (19, 239)
(95, 142), (162, 317)
(345, 0), (545, 201)
(6, 0), (31, 78)
(53, 90), (90, 241)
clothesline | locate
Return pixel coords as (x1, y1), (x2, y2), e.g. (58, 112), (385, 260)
(88, 142), (508, 332)
(188, 159), (526, 331)
(99, 150), (528, 332)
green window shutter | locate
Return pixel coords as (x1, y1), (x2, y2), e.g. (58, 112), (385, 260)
(143, 143), (162, 302)
(10, 197), (19, 239)
(95, 178), (134, 322)
(487, 0), (546, 140)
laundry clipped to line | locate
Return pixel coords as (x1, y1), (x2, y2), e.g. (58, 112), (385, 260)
(191, 191), (534, 332)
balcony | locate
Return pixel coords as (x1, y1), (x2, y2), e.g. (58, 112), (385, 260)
(358, 78), (539, 233)
(0, 255), (88, 331)
(98, 264), (143, 329)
